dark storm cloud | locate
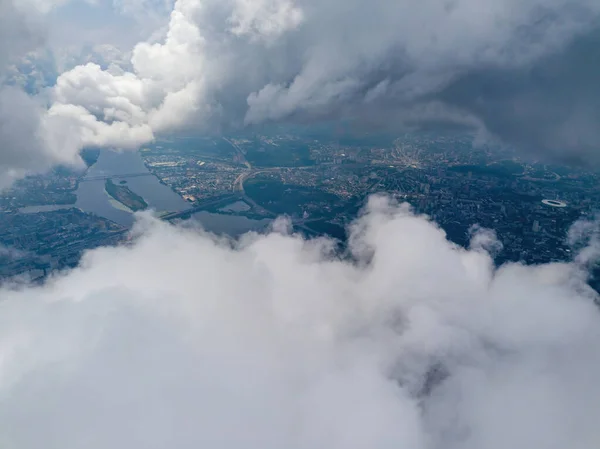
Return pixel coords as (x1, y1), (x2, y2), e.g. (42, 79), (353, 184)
(239, 0), (600, 160)
(47, 0), (600, 161)
(437, 29), (600, 161)
(3, 0), (600, 182)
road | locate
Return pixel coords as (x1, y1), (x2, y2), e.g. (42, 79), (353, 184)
(233, 168), (276, 193)
(159, 194), (241, 221)
(80, 173), (154, 182)
(232, 164), (333, 220)
(223, 138), (252, 169)
(232, 165), (318, 193)
(232, 168), (293, 218)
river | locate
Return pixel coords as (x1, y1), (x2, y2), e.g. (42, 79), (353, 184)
(75, 150), (271, 235)
(75, 150), (190, 226)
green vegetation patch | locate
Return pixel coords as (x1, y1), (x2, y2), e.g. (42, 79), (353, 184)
(105, 179), (148, 212)
(245, 179), (340, 216)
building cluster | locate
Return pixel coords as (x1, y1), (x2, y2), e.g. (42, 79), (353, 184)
(0, 170), (79, 210)
(139, 133), (600, 267)
(1, 131), (599, 282)
(0, 208), (124, 281)
(142, 151), (244, 202)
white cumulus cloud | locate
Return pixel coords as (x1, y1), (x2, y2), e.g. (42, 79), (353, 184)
(0, 0), (87, 184)
(0, 197), (599, 448)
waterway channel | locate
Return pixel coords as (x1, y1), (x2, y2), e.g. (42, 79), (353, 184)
(74, 150), (271, 235)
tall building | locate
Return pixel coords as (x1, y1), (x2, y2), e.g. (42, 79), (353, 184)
(532, 220), (540, 233)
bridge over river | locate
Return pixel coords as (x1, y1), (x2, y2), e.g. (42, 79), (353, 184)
(80, 172), (154, 182)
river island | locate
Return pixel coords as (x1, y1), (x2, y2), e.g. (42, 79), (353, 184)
(104, 179), (148, 212)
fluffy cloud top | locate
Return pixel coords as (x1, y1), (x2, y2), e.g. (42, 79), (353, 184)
(0, 87), (82, 188)
(43, 0), (600, 160)
(0, 197), (599, 448)
(2, 0), (600, 182)
(0, 0), (83, 183)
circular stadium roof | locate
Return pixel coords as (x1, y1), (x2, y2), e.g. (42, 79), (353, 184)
(542, 199), (567, 208)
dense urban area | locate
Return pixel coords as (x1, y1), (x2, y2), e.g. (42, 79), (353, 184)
(2, 126), (599, 284)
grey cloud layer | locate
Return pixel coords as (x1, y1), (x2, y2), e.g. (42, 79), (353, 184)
(0, 87), (60, 187)
(2, 0), (600, 183)
(0, 0), (43, 73)
(0, 0), (85, 184)
(1, 198), (599, 448)
(44, 0), (600, 160)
